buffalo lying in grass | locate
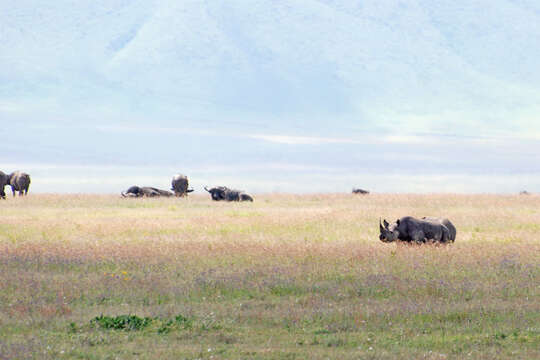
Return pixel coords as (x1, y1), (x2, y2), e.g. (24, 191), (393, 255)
(352, 188), (370, 194)
(379, 216), (454, 244)
(121, 186), (173, 198)
(204, 186), (253, 202)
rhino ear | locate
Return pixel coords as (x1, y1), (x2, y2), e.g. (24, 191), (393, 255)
(396, 219), (400, 226)
(383, 219), (389, 228)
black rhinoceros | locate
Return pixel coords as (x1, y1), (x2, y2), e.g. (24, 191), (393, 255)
(379, 216), (453, 244)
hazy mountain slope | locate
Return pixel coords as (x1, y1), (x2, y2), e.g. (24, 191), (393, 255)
(2, 0), (539, 135)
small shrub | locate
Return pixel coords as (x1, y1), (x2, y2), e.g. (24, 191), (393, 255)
(68, 322), (77, 333)
(90, 314), (193, 333)
(91, 315), (152, 331)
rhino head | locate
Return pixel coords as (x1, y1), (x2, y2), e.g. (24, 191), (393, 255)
(379, 218), (399, 243)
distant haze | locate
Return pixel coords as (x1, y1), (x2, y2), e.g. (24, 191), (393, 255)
(1, 1), (539, 193)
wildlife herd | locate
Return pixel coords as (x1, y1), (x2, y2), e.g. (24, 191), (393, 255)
(1, 169), (536, 244)
(119, 174), (253, 201)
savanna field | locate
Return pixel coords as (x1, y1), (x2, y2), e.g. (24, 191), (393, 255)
(0, 194), (539, 359)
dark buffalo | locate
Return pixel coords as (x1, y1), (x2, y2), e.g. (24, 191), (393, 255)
(204, 186), (228, 201)
(171, 174), (194, 197)
(379, 216), (452, 244)
(8, 171), (31, 196)
(204, 186), (253, 202)
(0, 171), (8, 199)
(352, 188), (369, 195)
(121, 186), (173, 198)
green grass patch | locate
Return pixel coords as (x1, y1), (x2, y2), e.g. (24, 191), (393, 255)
(89, 314), (193, 333)
(91, 314), (153, 331)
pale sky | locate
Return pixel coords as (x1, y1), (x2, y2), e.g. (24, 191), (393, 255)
(1, 1), (539, 193)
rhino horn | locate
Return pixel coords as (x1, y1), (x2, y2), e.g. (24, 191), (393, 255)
(379, 218), (384, 232)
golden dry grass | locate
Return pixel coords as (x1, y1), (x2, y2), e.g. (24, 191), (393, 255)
(0, 193), (539, 359)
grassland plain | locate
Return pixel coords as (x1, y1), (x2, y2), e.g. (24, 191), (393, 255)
(0, 193), (539, 359)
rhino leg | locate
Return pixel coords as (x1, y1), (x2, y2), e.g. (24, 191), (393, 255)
(440, 226), (450, 243)
(411, 230), (426, 244)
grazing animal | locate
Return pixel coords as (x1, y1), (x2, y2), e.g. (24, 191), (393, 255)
(121, 186), (173, 198)
(8, 171), (31, 196)
(379, 216), (451, 244)
(352, 188), (369, 195)
(204, 186), (253, 202)
(421, 217), (457, 242)
(0, 171), (9, 199)
(171, 174), (194, 197)
(520, 190), (530, 195)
